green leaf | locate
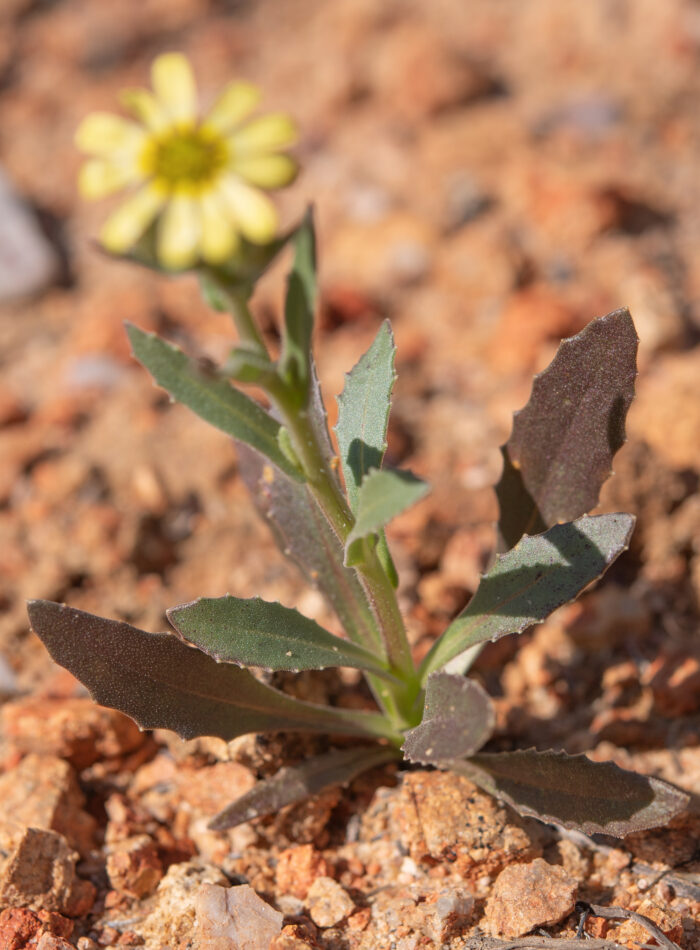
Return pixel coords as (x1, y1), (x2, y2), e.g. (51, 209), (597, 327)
(279, 208), (316, 396)
(209, 745), (399, 830)
(496, 308), (638, 550)
(237, 445), (380, 652)
(167, 595), (395, 679)
(126, 324), (302, 481)
(402, 672), (495, 764)
(345, 468), (429, 561)
(453, 750), (689, 837)
(335, 321), (396, 510)
(420, 513), (635, 678)
(27, 601), (397, 742)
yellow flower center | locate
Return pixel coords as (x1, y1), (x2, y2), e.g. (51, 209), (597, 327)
(143, 127), (228, 187)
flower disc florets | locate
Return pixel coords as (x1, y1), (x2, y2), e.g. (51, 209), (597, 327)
(76, 53), (298, 270)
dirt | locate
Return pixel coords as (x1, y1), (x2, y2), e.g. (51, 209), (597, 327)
(1, 0), (700, 947)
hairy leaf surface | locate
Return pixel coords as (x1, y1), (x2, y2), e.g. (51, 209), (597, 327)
(168, 595), (393, 678)
(421, 513), (635, 678)
(496, 308), (638, 550)
(403, 672), (495, 763)
(127, 325), (301, 480)
(345, 468), (429, 560)
(209, 745), (399, 830)
(335, 321), (396, 509)
(237, 445), (380, 650)
(454, 750), (689, 837)
(27, 601), (395, 741)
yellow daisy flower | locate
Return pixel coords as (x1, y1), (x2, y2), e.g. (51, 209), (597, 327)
(76, 53), (298, 270)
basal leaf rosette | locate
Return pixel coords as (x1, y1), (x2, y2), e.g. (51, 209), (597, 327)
(76, 53), (298, 270)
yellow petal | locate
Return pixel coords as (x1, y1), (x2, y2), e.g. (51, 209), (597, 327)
(75, 112), (146, 156)
(78, 159), (143, 200)
(204, 80), (261, 133)
(151, 53), (197, 123)
(199, 191), (239, 263)
(233, 153), (298, 189)
(228, 113), (297, 156)
(99, 184), (165, 254)
(157, 191), (200, 269)
(121, 88), (171, 133)
(218, 174), (277, 244)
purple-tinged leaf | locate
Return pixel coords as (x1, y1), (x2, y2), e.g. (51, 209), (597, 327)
(209, 745), (399, 830)
(237, 445), (380, 651)
(496, 308), (638, 550)
(402, 672), (495, 764)
(420, 513), (635, 678)
(26, 601), (398, 742)
(167, 595), (395, 679)
(453, 749), (689, 837)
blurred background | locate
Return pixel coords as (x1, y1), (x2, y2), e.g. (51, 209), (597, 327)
(0, 0), (699, 739)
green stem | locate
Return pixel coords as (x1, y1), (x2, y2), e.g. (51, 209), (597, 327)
(207, 274), (269, 358)
(269, 380), (420, 723)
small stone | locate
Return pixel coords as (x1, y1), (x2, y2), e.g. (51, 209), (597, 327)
(0, 168), (58, 301)
(394, 771), (538, 880)
(106, 834), (163, 899)
(275, 844), (328, 900)
(485, 858), (578, 937)
(1, 697), (144, 769)
(0, 827), (95, 917)
(0, 753), (97, 856)
(194, 883), (283, 949)
(36, 934), (76, 950)
(426, 888), (474, 942)
(306, 876), (355, 928)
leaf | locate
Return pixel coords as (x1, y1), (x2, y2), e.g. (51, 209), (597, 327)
(209, 745), (399, 830)
(402, 672), (495, 764)
(167, 595), (395, 679)
(335, 321), (396, 510)
(420, 513), (635, 678)
(27, 601), (397, 742)
(279, 208), (317, 396)
(127, 324), (302, 481)
(237, 445), (380, 651)
(345, 468), (429, 560)
(496, 308), (638, 550)
(453, 750), (689, 837)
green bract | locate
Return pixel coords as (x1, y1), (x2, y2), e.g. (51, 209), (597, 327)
(28, 212), (689, 837)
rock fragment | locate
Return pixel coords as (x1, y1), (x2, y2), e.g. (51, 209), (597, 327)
(0, 168), (58, 301)
(105, 834), (163, 898)
(485, 858), (578, 937)
(306, 876), (355, 928)
(0, 827), (95, 917)
(275, 844), (328, 900)
(393, 771), (539, 880)
(1, 697), (144, 768)
(0, 753), (96, 856)
(194, 883), (283, 948)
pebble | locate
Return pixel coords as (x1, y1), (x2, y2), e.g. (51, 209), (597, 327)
(306, 876), (355, 928)
(485, 858), (578, 937)
(106, 834), (163, 899)
(275, 844), (328, 900)
(1, 697), (144, 768)
(393, 771), (539, 880)
(194, 883), (283, 949)
(0, 826), (95, 917)
(0, 753), (97, 857)
(0, 168), (58, 301)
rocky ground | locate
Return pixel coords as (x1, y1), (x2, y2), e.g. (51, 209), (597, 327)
(0, 0), (699, 947)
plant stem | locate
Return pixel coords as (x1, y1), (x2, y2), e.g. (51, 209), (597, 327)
(270, 380), (421, 723)
(208, 275), (269, 359)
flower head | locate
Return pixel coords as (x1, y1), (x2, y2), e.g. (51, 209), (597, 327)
(76, 53), (298, 270)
